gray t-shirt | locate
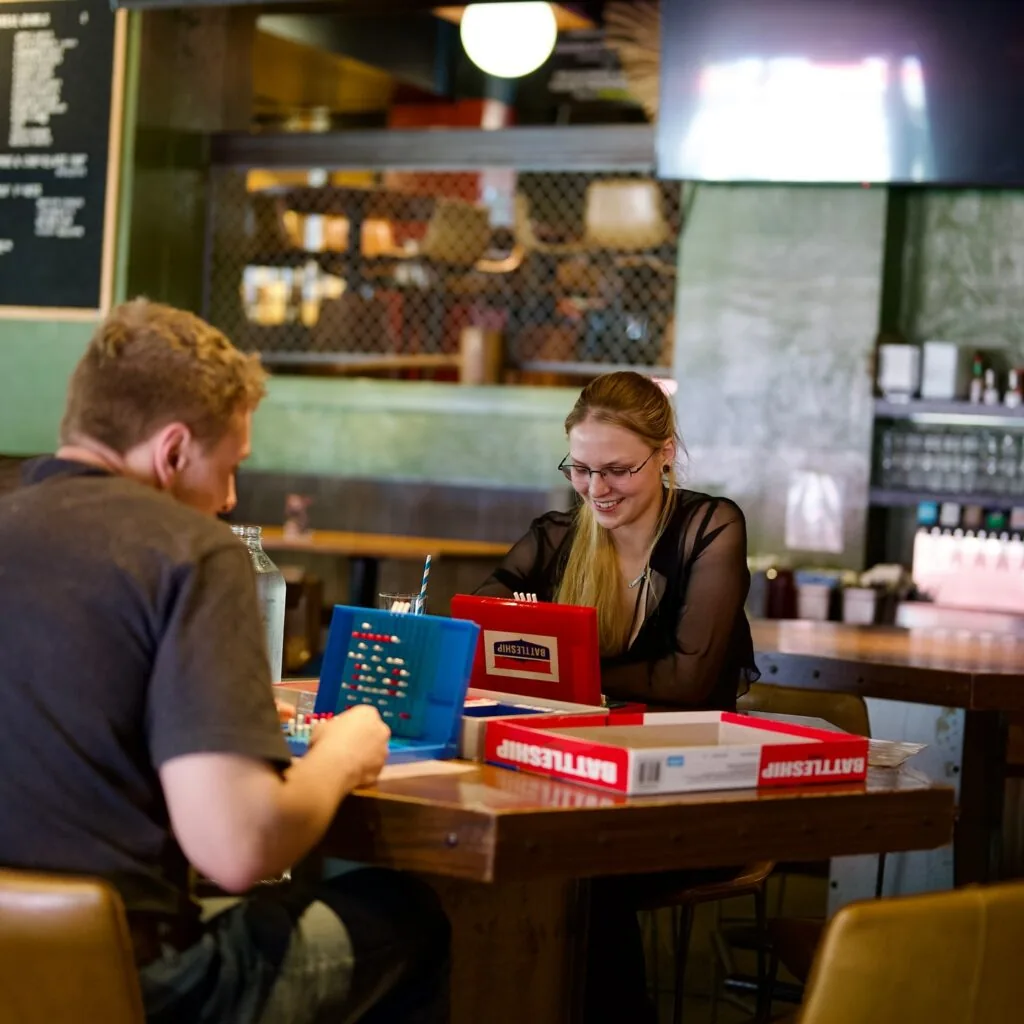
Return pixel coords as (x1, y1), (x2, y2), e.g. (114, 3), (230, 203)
(0, 457), (290, 919)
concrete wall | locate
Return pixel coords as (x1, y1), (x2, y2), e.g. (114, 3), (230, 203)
(674, 185), (887, 568)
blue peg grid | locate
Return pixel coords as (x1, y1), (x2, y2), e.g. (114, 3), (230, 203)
(284, 605), (480, 764)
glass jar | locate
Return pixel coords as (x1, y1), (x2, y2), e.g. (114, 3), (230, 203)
(231, 525), (286, 682)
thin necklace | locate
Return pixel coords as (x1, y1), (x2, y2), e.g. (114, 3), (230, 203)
(627, 543), (655, 589)
(625, 522), (661, 589)
(628, 567), (649, 589)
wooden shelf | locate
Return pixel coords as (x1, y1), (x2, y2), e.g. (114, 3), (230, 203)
(244, 249), (407, 270)
(874, 398), (1024, 424)
(211, 124), (657, 172)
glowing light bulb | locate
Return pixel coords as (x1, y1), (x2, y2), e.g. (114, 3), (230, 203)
(460, 2), (558, 80)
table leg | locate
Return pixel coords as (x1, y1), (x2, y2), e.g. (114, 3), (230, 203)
(423, 875), (589, 1024)
(349, 556), (379, 608)
(956, 710), (1007, 886)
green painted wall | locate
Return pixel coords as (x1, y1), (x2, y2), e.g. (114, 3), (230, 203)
(0, 314), (576, 481)
(250, 377), (576, 485)
(0, 321), (93, 454)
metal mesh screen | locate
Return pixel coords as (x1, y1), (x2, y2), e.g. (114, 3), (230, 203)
(204, 167), (682, 379)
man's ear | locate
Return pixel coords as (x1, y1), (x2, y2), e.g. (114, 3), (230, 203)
(152, 422), (193, 489)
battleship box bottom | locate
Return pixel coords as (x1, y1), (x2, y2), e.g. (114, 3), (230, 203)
(485, 711), (869, 795)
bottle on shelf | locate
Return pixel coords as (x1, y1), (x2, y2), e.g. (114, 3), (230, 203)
(938, 501), (962, 528)
(999, 434), (1019, 496)
(981, 431), (1000, 492)
(878, 427), (896, 488)
(968, 351), (985, 403)
(1005, 368), (1023, 409)
(982, 367), (1001, 406)
(960, 433), (980, 494)
(231, 525), (286, 683)
(962, 504), (985, 531)
(905, 428), (926, 489)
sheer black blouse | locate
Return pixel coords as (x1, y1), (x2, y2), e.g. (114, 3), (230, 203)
(474, 490), (759, 711)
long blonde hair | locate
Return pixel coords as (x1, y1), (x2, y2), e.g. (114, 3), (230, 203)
(556, 372), (681, 656)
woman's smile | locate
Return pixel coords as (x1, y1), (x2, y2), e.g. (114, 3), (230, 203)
(591, 495), (625, 515)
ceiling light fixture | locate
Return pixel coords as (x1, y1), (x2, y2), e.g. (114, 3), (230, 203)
(460, 2), (558, 80)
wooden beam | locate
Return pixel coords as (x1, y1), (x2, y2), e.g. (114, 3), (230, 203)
(211, 124), (655, 171)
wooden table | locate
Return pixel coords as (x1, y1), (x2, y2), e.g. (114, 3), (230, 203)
(259, 526), (511, 607)
(322, 762), (954, 1024)
(751, 619), (1024, 712)
(752, 619), (1024, 889)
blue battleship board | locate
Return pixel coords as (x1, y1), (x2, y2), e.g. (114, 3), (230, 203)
(283, 605), (479, 764)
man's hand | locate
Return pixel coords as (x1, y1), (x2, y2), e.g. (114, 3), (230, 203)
(310, 705), (391, 787)
(162, 704), (391, 893)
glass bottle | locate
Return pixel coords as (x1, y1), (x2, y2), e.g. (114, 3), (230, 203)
(961, 431), (981, 494)
(969, 352), (985, 403)
(231, 525), (286, 682)
(981, 431), (1000, 493)
(999, 433), (1019, 496)
(905, 427), (925, 489)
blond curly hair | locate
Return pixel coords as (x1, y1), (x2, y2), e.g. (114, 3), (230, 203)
(61, 299), (267, 452)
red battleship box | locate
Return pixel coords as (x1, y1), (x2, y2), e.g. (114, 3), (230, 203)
(484, 711), (869, 795)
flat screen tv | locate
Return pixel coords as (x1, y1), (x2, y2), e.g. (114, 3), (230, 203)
(657, 0), (1024, 185)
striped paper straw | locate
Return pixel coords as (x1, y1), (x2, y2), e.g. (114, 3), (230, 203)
(418, 554), (432, 610)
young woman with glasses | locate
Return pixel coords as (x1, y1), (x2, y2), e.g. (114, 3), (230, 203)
(475, 370), (760, 1024)
(476, 369), (758, 712)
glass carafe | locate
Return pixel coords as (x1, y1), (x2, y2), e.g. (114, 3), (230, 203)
(231, 525), (286, 682)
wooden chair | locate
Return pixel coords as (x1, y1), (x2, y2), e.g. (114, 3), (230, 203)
(0, 867), (145, 1023)
(637, 861), (776, 1024)
(738, 682), (874, 895)
(420, 198), (525, 275)
(799, 881), (1024, 1023)
(515, 180), (673, 255)
(737, 684), (870, 738)
(311, 294), (396, 355)
(584, 179), (673, 252)
(516, 179), (677, 286)
(712, 685), (873, 1019)
(421, 198), (492, 266)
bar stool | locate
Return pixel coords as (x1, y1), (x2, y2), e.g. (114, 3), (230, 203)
(637, 861), (775, 1024)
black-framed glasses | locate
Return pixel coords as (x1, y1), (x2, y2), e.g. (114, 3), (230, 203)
(558, 450), (657, 483)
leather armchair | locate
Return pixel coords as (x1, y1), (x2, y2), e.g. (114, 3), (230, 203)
(0, 867), (144, 1023)
(799, 881), (1024, 1023)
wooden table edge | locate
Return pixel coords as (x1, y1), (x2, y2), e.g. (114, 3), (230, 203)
(324, 773), (957, 884)
(258, 525), (513, 561)
(753, 650), (977, 708)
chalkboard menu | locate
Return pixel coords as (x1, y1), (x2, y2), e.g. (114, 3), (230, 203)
(0, 0), (121, 313)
